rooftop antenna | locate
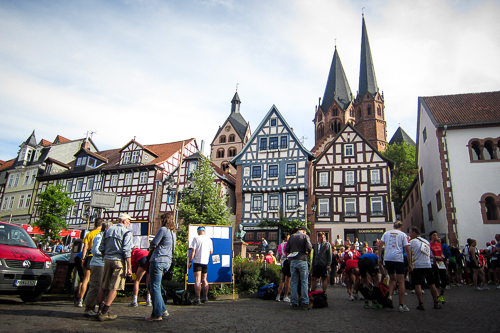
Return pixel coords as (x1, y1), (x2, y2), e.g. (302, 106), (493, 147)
(335, 38), (337, 48)
(236, 83), (239, 91)
(134, 136), (136, 141)
(89, 131), (97, 139)
(299, 135), (309, 144)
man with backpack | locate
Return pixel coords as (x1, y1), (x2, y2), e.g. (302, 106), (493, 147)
(409, 227), (442, 310)
(285, 226), (312, 310)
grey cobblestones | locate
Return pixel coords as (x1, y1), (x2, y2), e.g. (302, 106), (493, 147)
(0, 285), (497, 332)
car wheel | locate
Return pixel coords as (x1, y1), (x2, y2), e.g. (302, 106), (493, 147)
(20, 291), (45, 302)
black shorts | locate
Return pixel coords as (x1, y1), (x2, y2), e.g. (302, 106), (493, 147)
(83, 256), (92, 270)
(358, 258), (378, 278)
(312, 265), (328, 278)
(74, 257), (84, 280)
(432, 265), (448, 288)
(193, 263), (208, 274)
(138, 256), (147, 268)
(448, 262), (457, 273)
(282, 259), (291, 277)
(340, 262), (346, 270)
(385, 261), (405, 275)
(490, 260), (498, 269)
(412, 268), (435, 286)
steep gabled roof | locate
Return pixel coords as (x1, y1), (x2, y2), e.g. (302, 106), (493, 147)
(314, 122), (394, 168)
(389, 127), (416, 147)
(321, 47), (353, 111)
(145, 138), (196, 165)
(420, 91), (500, 127)
(74, 148), (108, 163)
(230, 105), (314, 165)
(22, 130), (38, 148)
(358, 16), (379, 98)
(119, 139), (160, 157)
(53, 135), (71, 144)
(39, 139), (52, 147)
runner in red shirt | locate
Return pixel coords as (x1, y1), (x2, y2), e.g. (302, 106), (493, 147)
(128, 247), (150, 307)
(430, 231), (447, 303)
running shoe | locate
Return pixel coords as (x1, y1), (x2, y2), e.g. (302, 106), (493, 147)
(434, 303), (443, 309)
(145, 316), (162, 321)
(342, 283), (347, 287)
(128, 302), (138, 307)
(98, 311), (117, 321)
(363, 302), (370, 309)
(416, 304), (425, 311)
(482, 286), (489, 290)
(349, 294), (354, 301)
(146, 301), (152, 306)
(163, 310), (169, 317)
(300, 303), (312, 310)
(74, 299), (83, 308)
(371, 303), (383, 309)
(275, 294), (281, 302)
(411, 289), (415, 294)
(497, 285), (500, 290)
(398, 304), (410, 312)
(83, 310), (98, 317)
(422, 290), (425, 294)
(353, 294), (358, 300)
(437, 295), (445, 303)
(474, 287), (483, 291)
(283, 296), (291, 303)
(201, 296), (208, 304)
(191, 298), (201, 305)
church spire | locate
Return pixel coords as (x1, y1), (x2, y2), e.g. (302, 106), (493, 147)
(358, 15), (379, 98)
(231, 91), (241, 113)
(321, 46), (353, 111)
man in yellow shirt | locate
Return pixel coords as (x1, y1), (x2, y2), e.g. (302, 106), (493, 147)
(75, 218), (103, 308)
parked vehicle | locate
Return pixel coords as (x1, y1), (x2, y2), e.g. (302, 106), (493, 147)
(0, 221), (54, 302)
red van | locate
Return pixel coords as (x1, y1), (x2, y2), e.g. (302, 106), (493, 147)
(0, 221), (54, 302)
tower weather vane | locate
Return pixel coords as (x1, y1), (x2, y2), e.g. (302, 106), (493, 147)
(236, 83), (239, 91)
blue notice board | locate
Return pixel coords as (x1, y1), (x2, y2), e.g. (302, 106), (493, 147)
(187, 224), (233, 284)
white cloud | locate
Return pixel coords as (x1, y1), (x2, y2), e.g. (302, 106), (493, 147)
(0, 0), (499, 161)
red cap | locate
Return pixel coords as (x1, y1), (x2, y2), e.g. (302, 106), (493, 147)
(491, 240), (497, 245)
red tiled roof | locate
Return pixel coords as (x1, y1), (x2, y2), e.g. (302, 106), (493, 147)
(39, 139), (52, 147)
(0, 160), (4, 165)
(54, 135), (71, 144)
(0, 159), (15, 171)
(421, 91), (500, 127)
(146, 139), (196, 165)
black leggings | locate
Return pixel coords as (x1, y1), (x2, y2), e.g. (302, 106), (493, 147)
(432, 265), (447, 289)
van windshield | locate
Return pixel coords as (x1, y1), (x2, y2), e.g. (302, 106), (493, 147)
(0, 224), (38, 249)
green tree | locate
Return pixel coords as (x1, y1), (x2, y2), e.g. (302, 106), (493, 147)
(382, 142), (417, 214)
(259, 215), (307, 235)
(33, 184), (75, 245)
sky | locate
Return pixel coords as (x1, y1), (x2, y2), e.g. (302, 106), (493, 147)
(1, 0), (499, 161)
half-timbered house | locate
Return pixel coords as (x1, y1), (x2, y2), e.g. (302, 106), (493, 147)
(230, 105), (314, 249)
(100, 139), (197, 232)
(310, 122), (394, 244)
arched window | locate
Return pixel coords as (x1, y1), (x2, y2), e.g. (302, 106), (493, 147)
(471, 141), (482, 160)
(485, 197), (497, 220)
(317, 123), (324, 139)
(228, 134), (235, 142)
(228, 147), (237, 157)
(221, 162), (230, 172)
(367, 106), (371, 115)
(217, 149), (225, 158)
(318, 113), (323, 122)
(330, 119), (342, 134)
(332, 108), (338, 117)
(219, 135), (226, 143)
(377, 106), (382, 116)
(484, 141), (494, 160)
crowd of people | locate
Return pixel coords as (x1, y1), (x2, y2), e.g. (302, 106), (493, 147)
(270, 222), (499, 312)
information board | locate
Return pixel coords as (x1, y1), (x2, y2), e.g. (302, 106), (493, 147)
(187, 224), (233, 284)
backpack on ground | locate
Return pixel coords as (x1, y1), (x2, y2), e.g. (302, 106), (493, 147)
(308, 290), (328, 308)
(173, 288), (192, 305)
(258, 283), (278, 300)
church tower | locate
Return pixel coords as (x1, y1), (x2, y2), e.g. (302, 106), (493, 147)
(353, 15), (387, 152)
(210, 91), (251, 175)
(312, 47), (355, 154)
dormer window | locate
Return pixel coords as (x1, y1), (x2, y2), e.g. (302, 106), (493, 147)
(45, 164), (52, 174)
(87, 157), (98, 168)
(26, 149), (33, 162)
(76, 156), (87, 167)
(123, 152), (131, 164)
(34, 148), (41, 161)
(131, 151), (140, 164)
(19, 148), (26, 161)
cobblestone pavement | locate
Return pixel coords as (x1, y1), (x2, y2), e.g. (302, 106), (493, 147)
(0, 285), (497, 333)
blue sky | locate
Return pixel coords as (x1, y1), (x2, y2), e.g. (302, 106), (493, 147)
(1, 0), (499, 161)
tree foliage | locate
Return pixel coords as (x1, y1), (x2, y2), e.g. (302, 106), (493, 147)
(381, 142), (417, 213)
(259, 215), (308, 235)
(33, 184), (75, 244)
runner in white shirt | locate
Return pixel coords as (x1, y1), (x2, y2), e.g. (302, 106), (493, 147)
(409, 226), (442, 310)
(377, 221), (412, 312)
(189, 226), (213, 305)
